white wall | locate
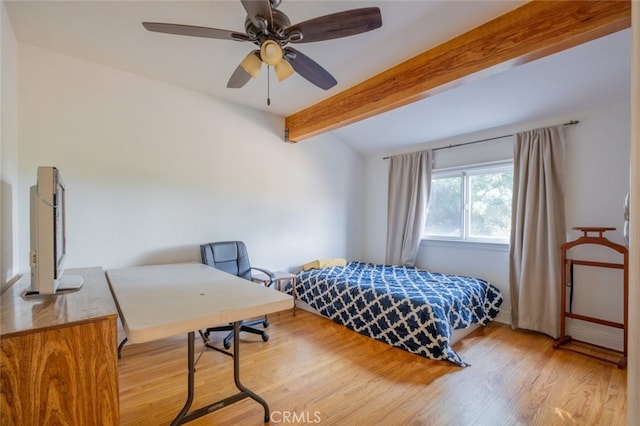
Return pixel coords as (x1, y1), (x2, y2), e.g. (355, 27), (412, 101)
(364, 101), (631, 347)
(14, 43), (364, 274)
(1, 2), (19, 293)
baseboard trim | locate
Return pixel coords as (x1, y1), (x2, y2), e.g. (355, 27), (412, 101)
(565, 320), (624, 352)
(494, 309), (511, 326)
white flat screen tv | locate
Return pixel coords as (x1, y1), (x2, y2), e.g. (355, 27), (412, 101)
(28, 166), (83, 295)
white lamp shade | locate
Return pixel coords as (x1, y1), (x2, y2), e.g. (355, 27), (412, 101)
(240, 52), (262, 78)
(275, 60), (294, 81)
(260, 40), (283, 66)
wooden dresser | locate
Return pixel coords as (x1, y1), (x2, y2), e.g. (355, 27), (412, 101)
(1, 267), (119, 425)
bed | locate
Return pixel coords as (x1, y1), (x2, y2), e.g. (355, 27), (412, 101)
(292, 261), (503, 367)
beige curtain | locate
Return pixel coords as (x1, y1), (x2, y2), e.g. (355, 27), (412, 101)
(509, 126), (566, 338)
(385, 150), (432, 266)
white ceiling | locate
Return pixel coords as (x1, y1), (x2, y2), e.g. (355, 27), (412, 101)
(5, 0), (632, 155)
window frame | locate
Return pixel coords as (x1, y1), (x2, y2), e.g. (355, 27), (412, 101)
(423, 160), (513, 245)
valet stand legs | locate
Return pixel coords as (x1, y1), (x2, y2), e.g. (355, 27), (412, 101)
(554, 335), (627, 369)
(170, 322), (270, 425)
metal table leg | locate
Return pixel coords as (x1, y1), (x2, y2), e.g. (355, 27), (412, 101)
(170, 322), (270, 425)
(117, 337), (128, 359)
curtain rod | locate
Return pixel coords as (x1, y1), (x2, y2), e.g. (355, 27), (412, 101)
(383, 120), (579, 159)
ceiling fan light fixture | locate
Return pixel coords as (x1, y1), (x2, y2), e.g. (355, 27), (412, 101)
(143, 3), (383, 90)
(240, 52), (262, 78)
(275, 60), (294, 81)
(260, 40), (283, 66)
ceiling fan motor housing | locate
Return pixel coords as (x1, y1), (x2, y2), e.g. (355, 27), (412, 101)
(245, 9), (291, 45)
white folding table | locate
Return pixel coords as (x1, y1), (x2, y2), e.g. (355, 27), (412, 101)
(106, 263), (294, 425)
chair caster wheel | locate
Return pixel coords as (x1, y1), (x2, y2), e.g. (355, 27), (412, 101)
(262, 333), (269, 342)
(263, 320), (270, 328)
(223, 341), (231, 349)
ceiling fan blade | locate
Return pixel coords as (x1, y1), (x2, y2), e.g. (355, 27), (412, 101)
(227, 63), (254, 88)
(284, 7), (382, 43)
(284, 47), (337, 90)
(241, 0), (273, 29)
(142, 22), (248, 41)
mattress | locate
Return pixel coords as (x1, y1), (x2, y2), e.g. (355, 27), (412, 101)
(293, 261), (503, 366)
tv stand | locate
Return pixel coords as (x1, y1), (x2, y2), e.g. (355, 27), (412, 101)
(22, 273), (85, 297)
(58, 273), (84, 291)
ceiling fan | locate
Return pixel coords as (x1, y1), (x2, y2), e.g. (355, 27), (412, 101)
(142, 0), (382, 91)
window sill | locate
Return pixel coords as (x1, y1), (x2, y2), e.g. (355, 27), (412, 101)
(420, 238), (509, 252)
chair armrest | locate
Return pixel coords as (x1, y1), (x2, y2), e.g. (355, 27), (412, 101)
(251, 267), (276, 285)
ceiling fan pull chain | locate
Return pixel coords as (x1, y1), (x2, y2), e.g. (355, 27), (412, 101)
(267, 65), (271, 106)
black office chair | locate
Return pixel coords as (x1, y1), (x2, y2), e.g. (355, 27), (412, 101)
(200, 241), (275, 349)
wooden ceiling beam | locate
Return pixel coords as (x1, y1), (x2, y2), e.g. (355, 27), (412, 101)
(284, 0), (631, 143)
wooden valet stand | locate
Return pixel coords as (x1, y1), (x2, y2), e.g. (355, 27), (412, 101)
(554, 227), (628, 369)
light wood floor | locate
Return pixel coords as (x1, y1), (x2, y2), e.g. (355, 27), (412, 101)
(118, 309), (627, 425)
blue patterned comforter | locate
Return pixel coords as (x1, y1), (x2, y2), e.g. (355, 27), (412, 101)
(294, 261), (502, 366)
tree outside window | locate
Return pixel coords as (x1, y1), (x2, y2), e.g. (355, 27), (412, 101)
(425, 163), (512, 243)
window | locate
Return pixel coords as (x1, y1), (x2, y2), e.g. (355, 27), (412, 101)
(424, 162), (513, 243)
